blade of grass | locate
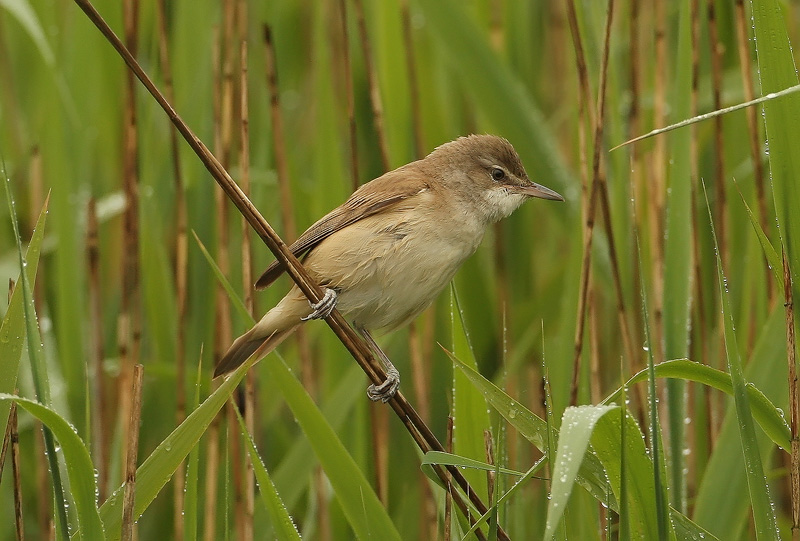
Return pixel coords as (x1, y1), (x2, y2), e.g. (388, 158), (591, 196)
(267, 356), (403, 541)
(0, 394), (104, 540)
(3, 174), (70, 539)
(0, 192), (48, 440)
(662, 0), (693, 513)
(603, 359), (790, 451)
(182, 353), (204, 541)
(91, 354), (258, 541)
(421, 451), (525, 478)
(451, 284), (490, 500)
(704, 182), (780, 538)
(232, 405), (301, 541)
(543, 405), (617, 540)
(735, 181), (781, 285)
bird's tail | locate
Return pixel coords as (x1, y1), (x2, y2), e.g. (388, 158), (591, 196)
(213, 288), (309, 378)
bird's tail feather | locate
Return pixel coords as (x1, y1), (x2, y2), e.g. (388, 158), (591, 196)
(213, 325), (298, 378)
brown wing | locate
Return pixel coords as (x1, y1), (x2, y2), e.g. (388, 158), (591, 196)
(255, 166), (430, 289)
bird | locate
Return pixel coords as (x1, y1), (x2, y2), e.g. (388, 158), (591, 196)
(214, 134), (564, 401)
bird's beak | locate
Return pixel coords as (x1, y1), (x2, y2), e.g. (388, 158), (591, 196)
(509, 182), (565, 201)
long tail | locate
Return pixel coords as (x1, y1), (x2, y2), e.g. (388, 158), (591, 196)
(213, 326), (297, 378)
(213, 288), (309, 378)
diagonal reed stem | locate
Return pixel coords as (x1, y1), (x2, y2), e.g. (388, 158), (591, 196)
(71, 0), (501, 536)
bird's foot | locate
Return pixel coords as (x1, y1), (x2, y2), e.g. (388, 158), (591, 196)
(301, 288), (338, 321)
(367, 367), (400, 402)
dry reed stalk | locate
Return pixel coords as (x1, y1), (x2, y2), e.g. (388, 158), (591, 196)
(352, 0), (390, 171)
(734, 0), (773, 304)
(444, 416), (454, 541)
(399, 0), (424, 158)
(589, 289), (602, 403)
(484, 430), (495, 506)
(569, 0), (620, 407)
(239, 6), (255, 540)
(263, 21), (329, 531)
(154, 0), (189, 534)
(86, 199), (109, 502)
(118, 0), (141, 501)
(10, 402), (23, 541)
(649, 0), (667, 371)
(33, 425), (51, 539)
(202, 419), (221, 541)
(121, 364), (144, 541)
(398, 4), (436, 529)
(784, 251), (800, 538)
(71, 2), (504, 534)
(706, 0), (727, 269)
(350, 0), (393, 503)
(336, 0), (360, 191)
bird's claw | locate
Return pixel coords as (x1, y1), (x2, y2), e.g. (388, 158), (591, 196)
(366, 368), (400, 403)
(302, 288), (338, 321)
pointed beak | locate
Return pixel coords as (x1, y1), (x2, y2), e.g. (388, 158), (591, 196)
(508, 182), (565, 201)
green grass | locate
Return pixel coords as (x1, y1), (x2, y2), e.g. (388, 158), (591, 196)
(1, 0), (800, 539)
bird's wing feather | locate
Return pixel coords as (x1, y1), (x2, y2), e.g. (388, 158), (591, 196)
(255, 168), (430, 289)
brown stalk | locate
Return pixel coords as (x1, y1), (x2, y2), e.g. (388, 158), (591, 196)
(121, 364), (144, 541)
(205, 24), (227, 541)
(398, 2), (436, 530)
(239, 4), (255, 540)
(34, 425), (51, 539)
(154, 0), (189, 534)
(649, 0), (667, 373)
(118, 0), (141, 495)
(484, 430), (495, 505)
(86, 199), (109, 502)
(783, 251), (800, 538)
(399, 0), (424, 158)
(10, 402), (23, 541)
(688, 0), (715, 453)
(71, 2), (503, 536)
(337, 0), (360, 191)
(352, 0), (390, 171)
(444, 416), (454, 541)
(263, 22), (328, 531)
(707, 0), (727, 269)
(589, 289), (602, 403)
(351, 0), (393, 504)
(202, 419), (221, 541)
(0, 279), (13, 481)
(569, 0), (628, 407)
(734, 0), (773, 303)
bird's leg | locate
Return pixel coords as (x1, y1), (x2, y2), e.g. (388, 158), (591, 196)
(301, 287), (338, 321)
(358, 328), (401, 402)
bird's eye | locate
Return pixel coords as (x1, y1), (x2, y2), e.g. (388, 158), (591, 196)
(491, 167), (506, 181)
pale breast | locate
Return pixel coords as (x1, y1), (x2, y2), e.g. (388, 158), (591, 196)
(302, 192), (486, 331)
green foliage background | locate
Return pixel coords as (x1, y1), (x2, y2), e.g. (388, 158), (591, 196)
(1, 0), (799, 539)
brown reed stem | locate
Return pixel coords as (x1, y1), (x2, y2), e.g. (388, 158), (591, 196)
(239, 4), (255, 539)
(118, 0), (141, 501)
(399, 0), (424, 158)
(70, 2), (504, 535)
(707, 0), (727, 269)
(352, 0), (390, 171)
(337, 0), (360, 190)
(735, 0), (774, 304)
(10, 402), (24, 541)
(154, 0), (189, 533)
(784, 250), (800, 538)
(444, 416), (454, 541)
(121, 364), (144, 541)
(570, 0), (619, 407)
(86, 199), (109, 502)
